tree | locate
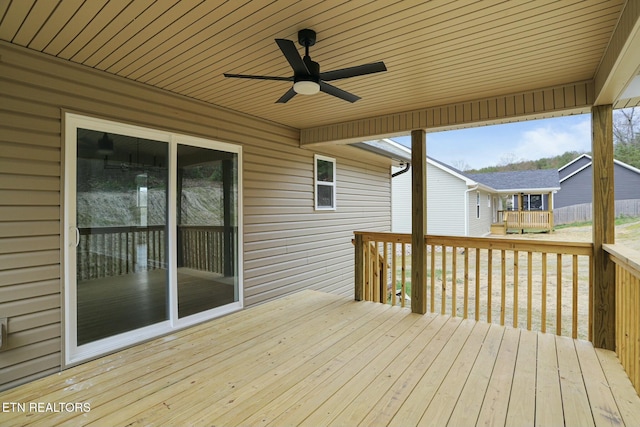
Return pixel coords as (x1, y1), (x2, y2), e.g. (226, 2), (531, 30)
(613, 107), (640, 168)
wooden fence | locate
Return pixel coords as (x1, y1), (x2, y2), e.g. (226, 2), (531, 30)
(554, 199), (640, 225)
(77, 225), (234, 280)
(354, 231), (593, 340)
(605, 243), (640, 395)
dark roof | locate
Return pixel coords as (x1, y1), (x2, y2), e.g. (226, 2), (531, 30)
(466, 169), (561, 191)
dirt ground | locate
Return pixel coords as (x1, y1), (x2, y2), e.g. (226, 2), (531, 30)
(503, 219), (640, 252)
(391, 219), (640, 341)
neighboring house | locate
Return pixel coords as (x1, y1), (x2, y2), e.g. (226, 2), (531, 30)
(392, 155), (495, 237)
(556, 154), (640, 208)
(393, 155), (561, 236)
(467, 170), (561, 210)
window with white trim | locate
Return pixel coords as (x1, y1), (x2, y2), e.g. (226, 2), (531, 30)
(476, 191), (481, 219)
(315, 154), (336, 210)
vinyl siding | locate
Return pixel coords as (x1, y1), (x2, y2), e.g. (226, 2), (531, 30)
(558, 156), (591, 180)
(392, 163), (467, 236)
(556, 163), (640, 208)
(0, 43), (391, 390)
(467, 190), (493, 237)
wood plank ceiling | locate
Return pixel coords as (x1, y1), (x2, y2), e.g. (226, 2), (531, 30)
(0, 0), (634, 130)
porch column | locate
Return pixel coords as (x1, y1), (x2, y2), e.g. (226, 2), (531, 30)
(592, 104), (615, 350)
(411, 129), (427, 314)
(549, 192), (554, 231)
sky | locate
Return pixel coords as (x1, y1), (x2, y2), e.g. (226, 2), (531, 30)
(392, 113), (592, 170)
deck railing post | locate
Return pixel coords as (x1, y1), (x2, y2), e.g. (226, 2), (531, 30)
(354, 233), (364, 301)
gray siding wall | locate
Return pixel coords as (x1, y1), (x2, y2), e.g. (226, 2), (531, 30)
(0, 43), (391, 390)
(391, 163), (466, 236)
(556, 163), (640, 208)
(558, 156), (591, 180)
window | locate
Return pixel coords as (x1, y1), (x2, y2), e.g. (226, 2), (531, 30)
(315, 154), (336, 210)
(487, 194), (491, 207)
(523, 194), (543, 210)
(476, 192), (481, 219)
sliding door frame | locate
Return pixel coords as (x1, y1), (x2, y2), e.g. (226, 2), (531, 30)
(62, 113), (243, 367)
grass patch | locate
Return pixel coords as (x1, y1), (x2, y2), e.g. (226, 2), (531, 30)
(555, 215), (640, 230)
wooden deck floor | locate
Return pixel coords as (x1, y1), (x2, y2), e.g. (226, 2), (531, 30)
(1, 290), (639, 426)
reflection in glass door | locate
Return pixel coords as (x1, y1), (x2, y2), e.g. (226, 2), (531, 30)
(176, 145), (239, 317)
(75, 129), (169, 345)
(66, 113), (243, 364)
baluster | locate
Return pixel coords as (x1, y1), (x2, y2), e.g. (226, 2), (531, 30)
(373, 241), (380, 303)
(500, 250), (506, 326)
(556, 253), (562, 335)
(475, 248), (480, 321)
(464, 248), (469, 319)
(572, 254), (578, 339)
(401, 243), (407, 308)
(391, 242), (397, 306)
(452, 246), (457, 318)
(487, 249), (493, 323)
(513, 250), (519, 328)
(527, 252), (533, 331)
(541, 253), (547, 333)
(441, 245), (447, 315)
(383, 242), (389, 304)
(430, 244), (435, 313)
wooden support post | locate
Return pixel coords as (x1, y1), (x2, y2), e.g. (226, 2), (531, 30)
(411, 129), (427, 314)
(354, 233), (364, 301)
(592, 104), (616, 350)
(548, 191), (554, 231)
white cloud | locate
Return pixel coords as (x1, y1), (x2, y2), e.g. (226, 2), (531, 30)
(511, 118), (591, 161)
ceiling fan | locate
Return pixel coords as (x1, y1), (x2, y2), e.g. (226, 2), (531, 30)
(223, 29), (387, 103)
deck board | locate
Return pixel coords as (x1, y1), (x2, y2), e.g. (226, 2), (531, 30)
(0, 290), (638, 427)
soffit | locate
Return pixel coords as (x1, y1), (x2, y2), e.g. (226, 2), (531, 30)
(0, 0), (630, 130)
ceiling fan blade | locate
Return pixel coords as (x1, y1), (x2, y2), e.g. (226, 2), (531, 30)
(275, 39), (308, 75)
(319, 81), (360, 103)
(224, 73), (292, 81)
(319, 61), (387, 81)
(276, 87), (297, 103)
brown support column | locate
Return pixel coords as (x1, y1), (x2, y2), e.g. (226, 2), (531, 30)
(411, 129), (427, 314)
(592, 104), (616, 350)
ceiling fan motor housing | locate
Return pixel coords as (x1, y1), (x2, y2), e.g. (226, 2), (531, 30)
(298, 29), (316, 47)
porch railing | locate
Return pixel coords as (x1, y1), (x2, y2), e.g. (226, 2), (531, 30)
(354, 231), (593, 340)
(605, 243), (640, 395)
(77, 225), (234, 280)
(497, 210), (553, 232)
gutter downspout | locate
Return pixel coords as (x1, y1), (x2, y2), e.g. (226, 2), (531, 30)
(464, 185), (479, 236)
(392, 162), (411, 177)
(391, 163), (411, 233)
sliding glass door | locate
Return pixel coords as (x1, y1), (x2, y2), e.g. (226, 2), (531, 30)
(74, 129), (169, 346)
(65, 114), (242, 364)
(176, 144), (239, 318)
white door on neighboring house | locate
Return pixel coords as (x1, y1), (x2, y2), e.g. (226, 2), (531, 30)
(64, 114), (243, 365)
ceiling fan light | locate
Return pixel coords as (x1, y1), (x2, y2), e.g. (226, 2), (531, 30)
(97, 132), (114, 155)
(293, 80), (320, 95)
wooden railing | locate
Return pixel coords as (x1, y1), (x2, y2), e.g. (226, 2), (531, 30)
(354, 231), (593, 339)
(78, 225), (234, 280)
(497, 210), (553, 232)
(604, 243), (640, 395)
